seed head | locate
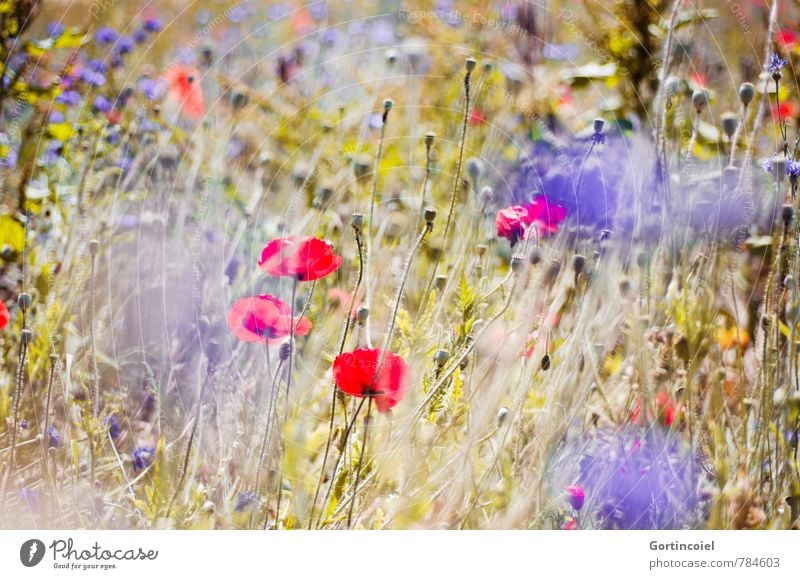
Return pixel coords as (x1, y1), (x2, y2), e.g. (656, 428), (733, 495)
(572, 254), (586, 275)
(17, 292), (32, 311)
(356, 306), (369, 324)
(691, 89), (709, 113)
(433, 349), (450, 365)
(465, 57), (477, 73)
(593, 117), (605, 134)
(423, 206), (437, 224)
(664, 75), (681, 96)
(383, 98), (394, 113)
(278, 342), (292, 361)
(782, 204), (794, 227)
(510, 254), (524, 272)
(424, 131), (436, 150)
(21, 328), (34, 344)
(466, 157), (483, 182)
(350, 212), (364, 231)
(496, 406), (509, 426)
(720, 112), (739, 139)
(89, 239), (100, 257)
(738, 82), (755, 106)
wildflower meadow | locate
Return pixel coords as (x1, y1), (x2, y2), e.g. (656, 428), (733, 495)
(1, 0), (800, 535)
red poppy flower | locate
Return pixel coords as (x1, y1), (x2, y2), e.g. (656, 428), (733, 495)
(227, 294), (312, 344)
(630, 391), (679, 427)
(773, 100), (798, 122)
(496, 196), (568, 246)
(165, 64), (204, 120)
(259, 236), (343, 281)
(332, 348), (410, 413)
(469, 108), (487, 125)
(0, 301), (9, 330)
(561, 518), (578, 530)
(778, 28), (798, 51)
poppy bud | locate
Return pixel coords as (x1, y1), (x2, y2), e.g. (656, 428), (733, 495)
(279, 342), (292, 361)
(773, 70), (783, 82)
(466, 157), (483, 182)
(423, 206), (437, 224)
(356, 306), (369, 324)
(353, 155), (371, 180)
(465, 57), (477, 72)
(738, 82), (755, 107)
(433, 349), (450, 365)
(572, 254), (586, 275)
(593, 117), (605, 134)
(541, 353), (551, 371)
(529, 247), (542, 265)
(383, 98), (394, 113)
(231, 91), (249, 110)
(691, 89), (709, 114)
(89, 239), (100, 257)
(17, 292), (32, 311)
(424, 131), (436, 150)
(350, 213), (365, 231)
(510, 254), (524, 272)
(319, 186), (334, 205)
(496, 406), (509, 426)
(21, 328), (34, 344)
(435, 275), (447, 292)
(780, 204), (794, 227)
(664, 75), (681, 96)
(721, 112), (738, 139)
(1, 244), (14, 260)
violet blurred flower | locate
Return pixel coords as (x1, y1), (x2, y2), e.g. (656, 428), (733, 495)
(48, 110), (65, 124)
(20, 488), (39, 513)
(234, 491), (257, 512)
(92, 95), (111, 113)
(768, 53), (788, 75)
(57, 89), (81, 106)
(81, 69), (107, 87)
(95, 27), (119, 45)
(106, 415), (121, 440)
(133, 27), (148, 44)
(117, 35), (135, 55)
(47, 425), (62, 449)
(89, 58), (108, 74)
(46, 22), (66, 38)
(132, 446), (155, 471)
(143, 17), (164, 32)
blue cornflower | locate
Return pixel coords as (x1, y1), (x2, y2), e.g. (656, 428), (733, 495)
(117, 35), (135, 55)
(769, 53), (788, 76)
(760, 154), (776, 174)
(138, 77), (166, 100)
(56, 89), (81, 106)
(143, 17), (164, 32)
(227, 5), (248, 23)
(95, 27), (119, 45)
(105, 414), (121, 440)
(19, 419), (28, 429)
(46, 22), (66, 38)
(786, 159), (800, 179)
(81, 69), (107, 87)
(110, 52), (124, 69)
(48, 110), (65, 124)
(89, 58), (108, 74)
(591, 132), (606, 145)
(132, 446), (155, 471)
(133, 27), (148, 44)
(47, 426), (62, 449)
(234, 491), (257, 512)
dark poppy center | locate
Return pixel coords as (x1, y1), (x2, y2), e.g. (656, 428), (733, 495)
(243, 313), (279, 338)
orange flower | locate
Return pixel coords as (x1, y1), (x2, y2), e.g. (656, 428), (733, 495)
(715, 326), (750, 352)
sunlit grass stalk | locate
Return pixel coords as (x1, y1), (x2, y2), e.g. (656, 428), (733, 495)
(253, 357), (285, 529)
(309, 222), (365, 528)
(274, 277), (299, 528)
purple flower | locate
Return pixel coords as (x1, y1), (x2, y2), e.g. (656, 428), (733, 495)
(266, 3), (292, 20)
(133, 27), (148, 44)
(19, 419), (28, 429)
(110, 52), (124, 69)
(106, 415), (121, 440)
(554, 428), (707, 529)
(176, 45), (196, 65)
(234, 491), (257, 512)
(769, 53), (788, 75)
(89, 58), (108, 74)
(117, 35), (135, 55)
(46, 22), (66, 38)
(760, 154), (777, 174)
(138, 77), (166, 100)
(117, 157), (134, 172)
(48, 110), (65, 124)
(370, 20), (395, 45)
(591, 132), (606, 145)
(787, 159), (800, 179)
(143, 17), (164, 32)
(47, 426), (62, 449)
(95, 27), (119, 45)
(57, 89), (81, 106)
(81, 69), (107, 87)
(132, 446), (155, 471)
(227, 5), (248, 23)
(308, 1), (328, 20)
(0, 148), (18, 168)
(92, 95), (112, 113)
